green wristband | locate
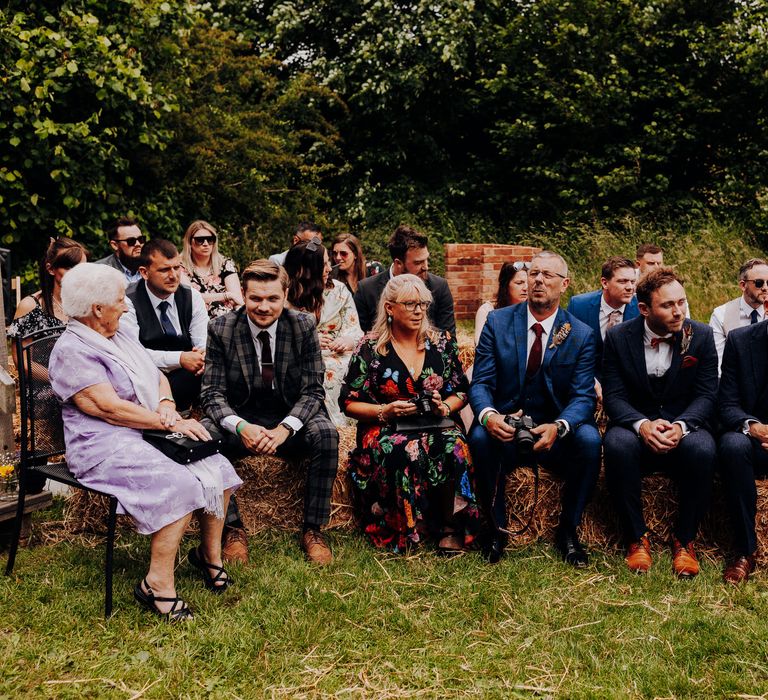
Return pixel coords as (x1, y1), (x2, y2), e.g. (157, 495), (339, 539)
(235, 420), (247, 436)
(480, 413), (491, 428)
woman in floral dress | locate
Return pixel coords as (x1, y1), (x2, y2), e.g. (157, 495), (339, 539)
(339, 274), (479, 552)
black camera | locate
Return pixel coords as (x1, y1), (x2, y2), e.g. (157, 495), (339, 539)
(411, 391), (434, 415)
(504, 413), (539, 460)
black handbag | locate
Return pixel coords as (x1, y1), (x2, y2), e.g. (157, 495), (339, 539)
(143, 430), (222, 464)
(394, 415), (455, 433)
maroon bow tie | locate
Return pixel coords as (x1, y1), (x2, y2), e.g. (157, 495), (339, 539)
(650, 336), (674, 350)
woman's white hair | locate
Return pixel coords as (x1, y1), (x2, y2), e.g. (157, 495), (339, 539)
(61, 262), (126, 319)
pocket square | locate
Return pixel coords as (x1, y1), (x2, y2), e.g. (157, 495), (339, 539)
(681, 355), (698, 369)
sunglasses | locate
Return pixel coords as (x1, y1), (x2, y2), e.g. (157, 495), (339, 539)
(192, 235), (216, 246)
(512, 261), (530, 272)
(747, 278), (768, 288)
(333, 249), (351, 259)
(115, 235), (145, 247)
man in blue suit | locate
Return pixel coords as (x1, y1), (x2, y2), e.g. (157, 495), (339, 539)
(469, 251), (601, 567)
(566, 256), (639, 392)
(602, 267), (717, 578)
(717, 320), (768, 583)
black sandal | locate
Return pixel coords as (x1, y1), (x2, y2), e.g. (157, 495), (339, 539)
(133, 578), (194, 623)
(188, 547), (232, 593)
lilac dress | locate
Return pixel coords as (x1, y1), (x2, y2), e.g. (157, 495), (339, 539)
(49, 331), (242, 535)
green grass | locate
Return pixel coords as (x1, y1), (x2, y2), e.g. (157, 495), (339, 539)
(3, 512), (768, 699)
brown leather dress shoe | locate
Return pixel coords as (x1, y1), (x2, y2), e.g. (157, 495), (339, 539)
(723, 555), (756, 584)
(625, 535), (652, 573)
(222, 527), (249, 564)
(672, 538), (699, 578)
(302, 529), (333, 565)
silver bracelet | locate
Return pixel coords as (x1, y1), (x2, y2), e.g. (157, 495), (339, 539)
(158, 396), (176, 404)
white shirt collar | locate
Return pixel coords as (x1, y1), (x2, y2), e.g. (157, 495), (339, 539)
(526, 305), (559, 336)
(600, 294), (626, 316)
(643, 319), (672, 343)
(145, 284), (174, 310)
(740, 296), (764, 319)
(246, 315), (279, 345)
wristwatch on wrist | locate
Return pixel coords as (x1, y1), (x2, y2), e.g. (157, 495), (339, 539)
(280, 422), (296, 438)
(555, 420), (568, 439)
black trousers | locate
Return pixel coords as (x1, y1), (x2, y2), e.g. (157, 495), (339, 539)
(205, 412), (339, 530)
(604, 426), (716, 546)
(468, 422), (602, 534)
(167, 368), (201, 412)
(718, 431), (768, 557)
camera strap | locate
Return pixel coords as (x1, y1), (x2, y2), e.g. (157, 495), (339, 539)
(492, 462), (540, 537)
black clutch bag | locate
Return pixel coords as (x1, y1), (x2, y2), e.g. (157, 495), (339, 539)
(143, 430), (222, 464)
(395, 415), (456, 433)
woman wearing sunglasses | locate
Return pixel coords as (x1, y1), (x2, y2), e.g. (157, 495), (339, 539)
(340, 274), (479, 553)
(474, 261), (530, 345)
(330, 233), (384, 295)
(180, 220), (244, 319)
(284, 238), (363, 427)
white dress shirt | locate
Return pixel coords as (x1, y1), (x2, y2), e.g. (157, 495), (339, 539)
(221, 316), (303, 435)
(599, 296), (627, 340)
(709, 295), (764, 372)
(122, 284), (208, 370)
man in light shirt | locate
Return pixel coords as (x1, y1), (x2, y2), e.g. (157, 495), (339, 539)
(469, 251), (601, 568)
(121, 239), (208, 411)
(97, 216), (146, 284)
(602, 267), (717, 578)
(709, 258), (768, 372)
(200, 260), (338, 565)
(268, 221), (322, 267)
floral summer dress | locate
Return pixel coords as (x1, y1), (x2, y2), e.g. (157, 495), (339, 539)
(339, 331), (479, 551)
(183, 257), (239, 319)
(7, 295), (63, 340)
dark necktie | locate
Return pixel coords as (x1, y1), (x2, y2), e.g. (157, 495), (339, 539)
(751, 308), (759, 325)
(258, 330), (275, 389)
(650, 336), (674, 350)
(157, 301), (177, 337)
(525, 323), (544, 379)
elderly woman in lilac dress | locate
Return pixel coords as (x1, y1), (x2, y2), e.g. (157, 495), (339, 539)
(48, 263), (242, 623)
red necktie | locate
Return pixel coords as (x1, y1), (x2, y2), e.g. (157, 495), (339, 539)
(258, 330), (275, 389)
(526, 323), (544, 379)
(650, 336), (673, 350)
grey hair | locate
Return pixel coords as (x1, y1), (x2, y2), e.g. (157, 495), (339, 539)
(531, 250), (569, 278)
(371, 273), (436, 355)
(61, 262), (126, 319)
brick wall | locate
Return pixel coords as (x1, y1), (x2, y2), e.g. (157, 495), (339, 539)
(444, 243), (542, 321)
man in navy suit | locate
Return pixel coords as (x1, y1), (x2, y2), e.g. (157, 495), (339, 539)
(717, 319), (768, 583)
(469, 251), (601, 567)
(602, 267), (718, 578)
(567, 256), (639, 393)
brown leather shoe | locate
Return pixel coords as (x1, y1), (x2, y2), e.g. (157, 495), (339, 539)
(222, 527), (249, 564)
(672, 538), (699, 578)
(723, 555), (756, 584)
(302, 529), (333, 565)
(625, 535), (652, 573)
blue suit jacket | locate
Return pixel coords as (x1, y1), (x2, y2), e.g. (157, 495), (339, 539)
(602, 316), (717, 431)
(718, 320), (768, 431)
(566, 290), (639, 377)
(469, 303), (597, 428)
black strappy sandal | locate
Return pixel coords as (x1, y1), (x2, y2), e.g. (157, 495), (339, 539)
(188, 547), (232, 593)
(133, 578), (194, 623)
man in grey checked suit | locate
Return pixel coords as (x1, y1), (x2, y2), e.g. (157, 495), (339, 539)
(201, 260), (339, 565)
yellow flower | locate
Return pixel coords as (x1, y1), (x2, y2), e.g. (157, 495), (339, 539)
(0, 464), (15, 479)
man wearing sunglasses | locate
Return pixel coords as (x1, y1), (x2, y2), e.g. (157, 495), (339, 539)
(97, 216), (146, 284)
(709, 258), (768, 372)
(268, 221), (323, 267)
(354, 225), (455, 335)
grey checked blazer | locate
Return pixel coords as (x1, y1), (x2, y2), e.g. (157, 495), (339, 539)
(201, 307), (325, 427)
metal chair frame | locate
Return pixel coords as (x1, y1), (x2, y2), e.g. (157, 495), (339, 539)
(4, 328), (119, 618)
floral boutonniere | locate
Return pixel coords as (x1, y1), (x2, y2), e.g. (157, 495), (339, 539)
(680, 323), (693, 356)
(549, 322), (571, 349)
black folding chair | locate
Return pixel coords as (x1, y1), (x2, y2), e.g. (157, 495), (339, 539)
(5, 327), (119, 618)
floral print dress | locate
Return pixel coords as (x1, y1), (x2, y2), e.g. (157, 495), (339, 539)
(339, 331), (479, 551)
(183, 257), (239, 319)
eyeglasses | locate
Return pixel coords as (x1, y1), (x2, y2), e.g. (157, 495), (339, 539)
(398, 300), (431, 312)
(529, 269), (567, 280)
(511, 261), (530, 272)
(333, 249), (351, 259)
(115, 235), (145, 247)
(746, 278), (768, 288)
(306, 236), (323, 253)
(192, 235), (216, 246)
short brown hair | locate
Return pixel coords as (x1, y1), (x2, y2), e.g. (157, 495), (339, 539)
(636, 243), (663, 259)
(601, 256), (636, 280)
(388, 225), (428, 262)
(738, 258), (768, 282)
(107, 216), (139, 240)
(241, 259), (289, 291)
(139, 238), (178, 267)
(636, 266), (684, 306)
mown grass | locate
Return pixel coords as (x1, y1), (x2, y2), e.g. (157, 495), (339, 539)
(2, 511), (768, 699)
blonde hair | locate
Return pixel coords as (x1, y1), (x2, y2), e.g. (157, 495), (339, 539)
(371, 274), (436, 355)
(181, 220), (225, 277)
